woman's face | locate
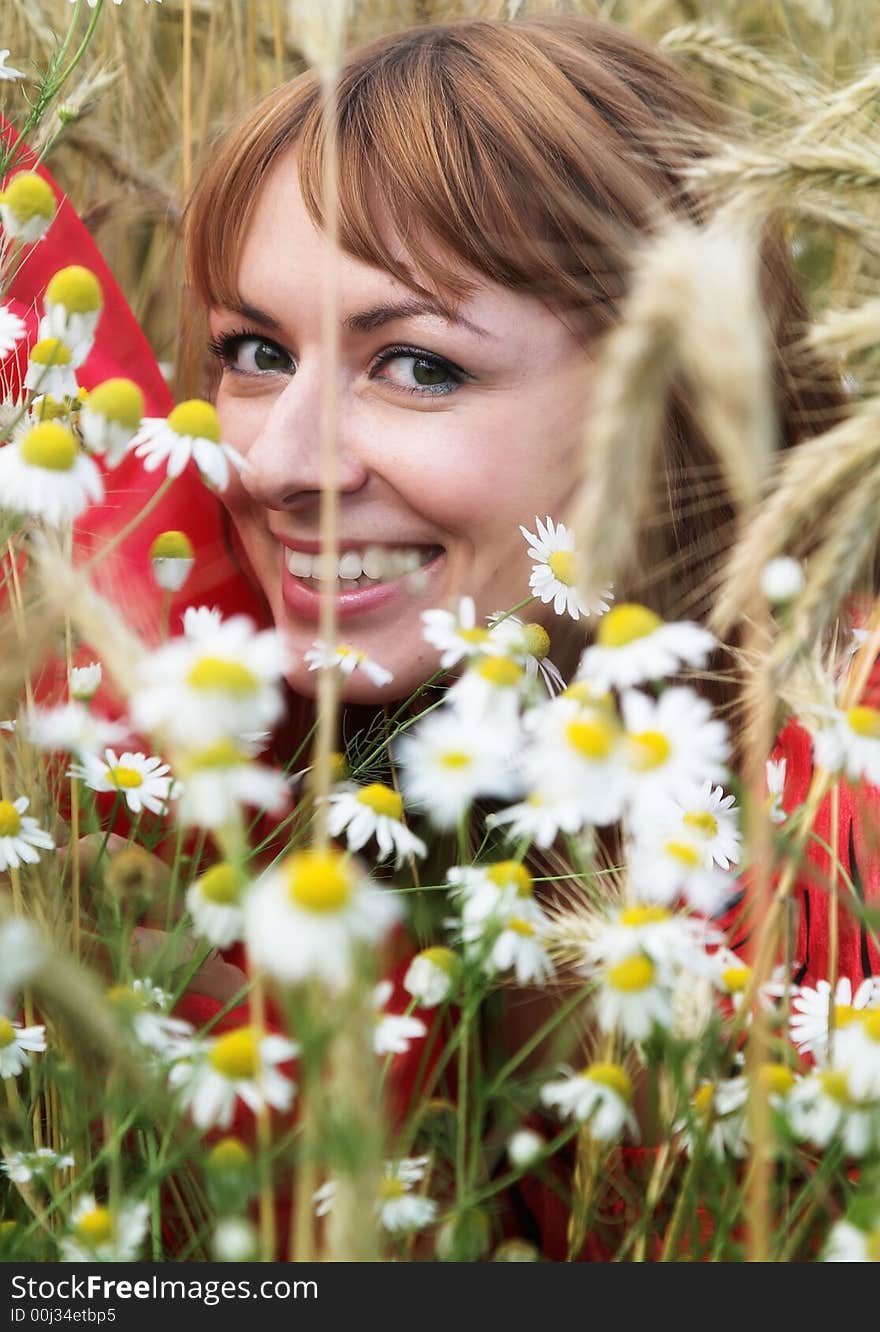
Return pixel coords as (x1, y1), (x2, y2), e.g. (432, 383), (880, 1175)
(210, 151), (592, 701)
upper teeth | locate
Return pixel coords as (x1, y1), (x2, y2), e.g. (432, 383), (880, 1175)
(284, 545), (438, 582)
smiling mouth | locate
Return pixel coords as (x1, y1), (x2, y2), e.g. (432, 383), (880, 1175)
(282, 543), (445, 591)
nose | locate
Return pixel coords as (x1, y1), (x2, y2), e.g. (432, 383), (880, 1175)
(237, 367), (370, 511)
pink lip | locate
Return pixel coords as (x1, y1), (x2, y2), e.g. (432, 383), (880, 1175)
(280, 548), (447, 623)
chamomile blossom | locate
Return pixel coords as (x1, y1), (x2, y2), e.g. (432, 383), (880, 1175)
(394, 707), (521, 829)
(315, 1158), (437, 1235)
(68, 748), (177, 816)
(325, 782), (426, 867)
(627, 831), (735, 916)
(523, 694), (628, 828)
(133, 400), (247, 490)
(583, 903), (719, 978)
(107, 981), (193, 1059)
(373, 980), (427, 1056)
(788, 1069), (878, 1157)
(26, 702), (128, 759)
(0, 1017), (46, 1078)
(594, 953), (673, 1041)
(186, 862), (249, 948)
(130, 615), (287, 748)
(447, 860), (538, 932)
(0, 171), (56, 243)
(0, 51), (26, 81)
(0, 304), (25, 356)
(811, 704), (880, 785)
(520, 516), (612, 622)
(24, 337), (80, 399)
(0, 796), (54, 872)
(541, 1063), (638, 1141)
(830, 1010), (880, 1100)
(168, 1027), (297, 1130)
(487, 612), (566, 697)
(403, 947), (461, 1008)
(677, 1078), (749, 1159)
(149, 530), (194, 591)
(621, 687), (730, 816)
(245, 847), (400, 990)
(484, 914), (554, 986)
(79, 377), (145, 465)
(175, 740), (288, 830)
(0, 421), (103, 525)
(446, 653), (530, 719)
(766, 756), (788, 824)
(304, 640), (393, 686)
(660, 782), (741, 870)
(421, 596), (495, 668)
(577, 603), (715, 692)
(823, 1220), (880, 1263)
(69, 662), (101, 702)
(1, 1148), (74, 1185)
(485, 786), (588, 849)
(39, 266), (102, 363)
(789, 976), (880, 1063)
(59, 1196), (149, 1263)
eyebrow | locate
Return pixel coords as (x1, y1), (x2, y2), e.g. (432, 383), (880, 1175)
(224, 295), (490, 340)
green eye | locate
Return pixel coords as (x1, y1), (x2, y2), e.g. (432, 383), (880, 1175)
(253, 342), (288, 372)
(412, 359), (450, 387)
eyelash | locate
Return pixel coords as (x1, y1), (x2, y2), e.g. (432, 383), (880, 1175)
(207, 328), (469, 397)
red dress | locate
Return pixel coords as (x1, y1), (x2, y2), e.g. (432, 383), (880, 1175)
(5, 124), (878, 1260)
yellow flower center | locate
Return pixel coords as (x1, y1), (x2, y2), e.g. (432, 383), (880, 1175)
(150, 529), (194, 561)
(487, 861), (533, 897)
(29, 337), (72, 367)
(0, 1018), (16, 1048)
(597, 603), (662, 649)
(458, 626), (491, 646)
(847, 705), (880, 740)
(3, 172), (55, 222)
(20, 421), (77, 471)
(757, 1063), (796, 1097)
(629, 730), (672, 772)
(209, 1028), (259, 1081)
(378, 1176), (406, 1201)
(419, 946), (457, 976)
(683, 810), (719, 838)
(208, 1137), (252, 1170)
(84, 377), (144, 429)
(835, 1003), (858, 1029)
(46, 265), (102, 315)
(477, 656), (523, 688)
(862, 1010), (880, 1043)
(619, 904), (671, 928)
(35, 395), (70, 421)
(187, 657), (259, 695)
(356, 783), (403, 820)
(693, 1083), (715, 1117)
(522, 623), (551, 661)
(107, 765), (144, 790)
(508, 916), (535, 938)
(583, 1061), (632, 1102)
(547, 549), (578, 587)
(75, 1206), (114, 1247)
(663, 839), (702, 869)
(0, 800), (22, 837)
(198, 862), (242, 906)
(565, 716), (616, 762)
(106, 985), (145, 1016)
(286, 848), (353, 913)
(167, 399), (221, 442)
(819, 1069), (852, 1106)
(722, 965), (751, 993)
(607, 954), (655, 993)
(439, 750), (471, 769)
(187, 739), (247, 770)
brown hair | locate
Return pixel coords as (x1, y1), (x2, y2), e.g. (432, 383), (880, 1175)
(185, 14), (841, 675)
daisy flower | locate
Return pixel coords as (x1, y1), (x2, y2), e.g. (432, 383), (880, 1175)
(176, 739), (288, 830)
(26, 702), (128, 759)
(811, 704), (880, 785)
(39, 266), (102, 365)
(519, 515), (612, 622)
(487, 612), (566, 697)
(373, 980), (427, 1056)
(485, 786), (588, 849)
(133, 400), (247, 490)
(304, 639), (393, 687)
(244, 847), (400, 991)
(0, 171), (56, 244)
(0, 1017), (46, 1078)
(577, 602), (715, 692)
(325, 782), (426, 867)
(106, 982), (193, 1059)
(68, 748), (177, 816)
(0, 421), (103, 526)
(662, 781), (741, 870)
(541, 1062), (638, 1141)
(24, 337), (80, 399)
(403, 947), (461, 1007)
(315, 1158), (437, 1235)
(627, 832), (735, 916)
(130, 615), (287, 748)
(69, 662), (102, 702)
(766, 756), (788, 824)
(594, 953), (673, 1041)
(823, 1219), (880, 1263)
(0, 304), (25, 356)
(788, 1069), (878, 1158)
(484, 915), (554, 987)
(394, 707), (522, 829)
(1, 1148), (74, 1185)
(149, 529), (194, 592)
(79, 377), (145, 466)
(789, 976), (880, 1064)
(447, 860), (537, 932)
(620, 687), (730, 815)
(60, 1196), (149, 1263)
(0, 796), (54, 871)
(830, 1009), (880, 1100)
(168, 1027), (297, 1130)
(446, 654), (530, 720)
(522, 694), (629, 828)
(186, 862), (250, 948)
(421, 595), (495, 669)
(0, 51), (26, 81)
(677, 1078), (749, 1160)
(583, 903), (719, 979)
